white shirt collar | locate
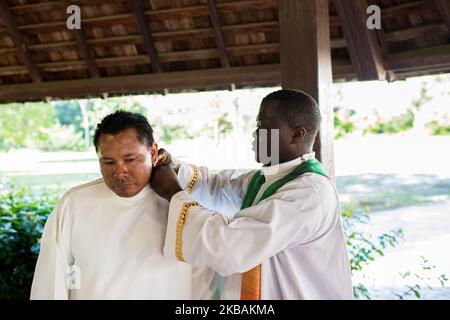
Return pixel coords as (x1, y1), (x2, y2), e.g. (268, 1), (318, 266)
(261, 152), (316, 181)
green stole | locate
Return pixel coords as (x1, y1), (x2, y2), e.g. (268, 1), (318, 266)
(241, 159), (327, 210)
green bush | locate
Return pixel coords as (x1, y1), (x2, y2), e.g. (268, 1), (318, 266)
(334, 106), (357, 139)
(426, 120), (450, 136)
(341, 205), (404, 299)
(0, 179), (58, 299)
(364, 109), (415, 134)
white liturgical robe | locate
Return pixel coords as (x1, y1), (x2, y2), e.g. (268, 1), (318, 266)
(164, 154), (354, 299)
(30, 178), (216, 300)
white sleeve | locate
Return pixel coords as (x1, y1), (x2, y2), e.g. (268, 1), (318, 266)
(30, 194), (73, 300)
(177, 161), (254, 215)
(164, 175), (338, 277)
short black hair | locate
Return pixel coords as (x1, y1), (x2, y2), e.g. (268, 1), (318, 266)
(262, 89), (322, 143)
(93, 110), (154, 152)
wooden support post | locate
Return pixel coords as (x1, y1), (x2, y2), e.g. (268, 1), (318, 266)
(279, 0), (335, 179)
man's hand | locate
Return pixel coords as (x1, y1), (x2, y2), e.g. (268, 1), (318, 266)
(150, 164), (183, 201)
(155, 148), (180, 174)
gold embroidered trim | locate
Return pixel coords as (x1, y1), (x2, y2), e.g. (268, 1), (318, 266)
(175, 201), (199, 262)
(186, 164), (200, 193)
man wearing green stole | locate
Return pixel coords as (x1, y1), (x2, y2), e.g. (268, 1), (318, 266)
(151, 89), (353, 300)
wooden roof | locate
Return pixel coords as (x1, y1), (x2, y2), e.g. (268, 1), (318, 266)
(0, 0), (449, 102)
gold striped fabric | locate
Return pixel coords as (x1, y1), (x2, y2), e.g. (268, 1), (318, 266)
(241, 264), (261, 300)
(186, 164), (200, 193)
(175, 201), (199, 262)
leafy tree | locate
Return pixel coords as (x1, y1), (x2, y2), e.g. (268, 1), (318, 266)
(157, 123), (194, 145)
(364, 109), (415, 134)
(53, 101), (83, 133)
(334, 106), (357, 139)
(0, 103), (57, 151)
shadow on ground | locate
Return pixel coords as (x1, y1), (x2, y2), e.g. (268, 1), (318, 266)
(337, 174), (450, 211)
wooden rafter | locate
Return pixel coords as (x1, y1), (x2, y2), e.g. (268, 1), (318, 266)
(207, 0), (231, 68)
(207, 0), (234, 89)
(60, 0), (100, 78)
(0, 64), (281, 102)
(435, 0), (450, 33)
(335, 0), (386, 81)
(0, 1), (42, 83)
(131, 0), (162, 73)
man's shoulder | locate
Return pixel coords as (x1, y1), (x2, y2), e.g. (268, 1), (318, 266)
(63, 178), (106, 199)
(293, 172), (337, 195)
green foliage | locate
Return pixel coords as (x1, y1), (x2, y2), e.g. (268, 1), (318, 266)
(334, 106), (357, 139)
(157, 124), (194, 145)
(0, 103), (57, 151)
(426, 120), (450, 136)
(0, 179), (59, 299)
(393, 256), (448, 299)
(217, 113), (233, 135)
(364, 109), (415, 134)
(411, 82), (432, 111)
(34, 124), (85, 151)
(53, 101), (83, 133)
(341, 205), (404, 299)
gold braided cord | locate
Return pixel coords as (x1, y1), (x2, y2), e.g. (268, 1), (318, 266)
(175, 201), (199, 262)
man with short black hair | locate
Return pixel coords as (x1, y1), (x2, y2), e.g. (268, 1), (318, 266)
(151, 89), (353, 300)
(31, 110), (216, 300)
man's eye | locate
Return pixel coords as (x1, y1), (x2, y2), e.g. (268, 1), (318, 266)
(103, 161), (114, 165)
(125, 158), (135, 163)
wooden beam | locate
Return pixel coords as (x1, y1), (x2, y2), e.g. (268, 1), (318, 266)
(385, 23), (448, 42)
(386, 45), (450, 73)
(60, 0), (100, 78)
(0, 64), (281, 102)
(435, 0), (450, 33)
(335, 0), (386, 81)
(0, 1), (42, 83)
(0, 58), (353, 78)
(279, 0), (335, 179)
(131, 0), (162, 73)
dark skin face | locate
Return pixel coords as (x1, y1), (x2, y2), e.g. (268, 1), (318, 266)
(151, 99), (315, 202)
(253, 100), (312, 166)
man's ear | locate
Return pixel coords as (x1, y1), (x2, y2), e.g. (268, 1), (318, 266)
(292, 126), (306, 143)
(150, 143), (159, 167)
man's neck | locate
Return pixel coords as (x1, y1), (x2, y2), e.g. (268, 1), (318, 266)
(264, 149), (313, 167)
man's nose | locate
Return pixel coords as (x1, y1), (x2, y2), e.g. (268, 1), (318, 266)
(113, 161), (129, 178)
